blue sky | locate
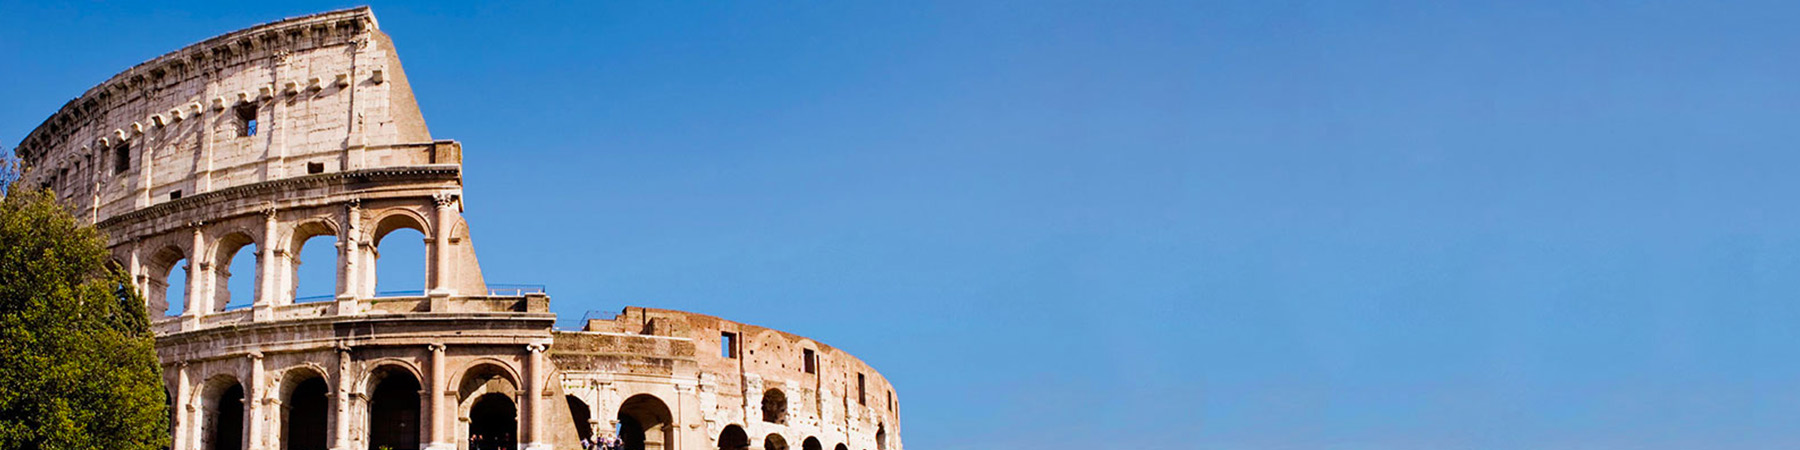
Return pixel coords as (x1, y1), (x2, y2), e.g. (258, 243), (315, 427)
(7, 1), (1800, 448)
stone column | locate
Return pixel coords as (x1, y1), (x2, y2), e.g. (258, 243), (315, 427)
(427, 193), (457, 302)
(248, 351), (266, 450)
(337, 200), (361, 315)
(184, 225), (206, 331)
(174, 363), (191, 450)
(524, 344), (549, 450)
(427, 344), (452, 450)
(255, 207), (279, 320)
(332, 345), (353, 450)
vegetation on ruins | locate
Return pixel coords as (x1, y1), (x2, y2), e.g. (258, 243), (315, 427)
(0, 166), (168, 449)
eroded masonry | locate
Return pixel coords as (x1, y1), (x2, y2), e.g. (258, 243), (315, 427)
(11, 8), (898, 450)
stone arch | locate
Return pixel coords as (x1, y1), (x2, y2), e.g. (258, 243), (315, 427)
(457, 361), (521, 450)
(146, 244), (190, 316)
(198, 374), (246, 450)
(616, 394), (673, 450)
(832, 444), (846, 450)
(763, 433), (788, 450)
(801, 437), (821, 450)
(276, 365), (330, 450)
(717, 425), (749, 450)
(566, 395), (594, 442)
(287, 219), (340, 303)
(366, 363), (424, 450)
(761, 388), (787, 424)
(210, 230), (259, 311)
(369, 210), (430, 297)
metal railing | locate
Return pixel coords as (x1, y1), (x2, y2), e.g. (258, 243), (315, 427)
(486, 284), (545, 296)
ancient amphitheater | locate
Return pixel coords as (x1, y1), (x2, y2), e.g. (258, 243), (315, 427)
(10, 7), (899, 450)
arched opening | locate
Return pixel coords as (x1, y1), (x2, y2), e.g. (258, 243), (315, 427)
(763, 434), (787, 450)
(801, 437), (821, 450)
(874, 424), (886, 450)
(284, 375), (329, 450)
(166, 388), (177, 450)
(368, 366), (422, 450)
(832, 444), (847, 450)
(616, 394), (672, 450)
(213, 232), (259, 311)
(761, 389), (787, 424)
(469, 393), (516, 450)
(291, 221), (339, 303)
(372, 215), (428, 297)
(566, 395), (593, 442)
(717, 425), (748, 450)
(209, 382), (245, 450)
(149, 246), (188, 316)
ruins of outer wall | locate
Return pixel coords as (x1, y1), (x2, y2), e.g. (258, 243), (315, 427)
(12, 7), (900, 450)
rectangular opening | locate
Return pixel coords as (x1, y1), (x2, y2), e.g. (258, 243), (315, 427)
(721, 331), (737, 359)
(235, 104), (258, 137)
(112, 144), (129, 174)
(889, 390), (894, 412)
(857, 373), (867, 405)
(307, 162), (325, 174)
(169, 190), (182, 200)
(803, 349), (817, 374)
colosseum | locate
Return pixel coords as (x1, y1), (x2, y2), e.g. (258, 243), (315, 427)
(10, 7), (900, 450)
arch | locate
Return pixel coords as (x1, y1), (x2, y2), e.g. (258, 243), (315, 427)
(211, 231), (259, 311)
(370, 211), (429, 297)
(367, 364), (423, 450)
(717, 425), (749, 450)
(281, 369), (330, 450)
(288, 219), (339, 303)
(199, 375), (245, 450)
(468, 393), (516, 450)
(566, 395), (593, 442)
(761, 388), (787, 424)
(454, 361), (521, 403)
(832, 444), (846, 450)
(147, 245), (189, 316)
(801, 437), (821, 450)
(616, 394), (673, 450)
(763, 434), (787, 450)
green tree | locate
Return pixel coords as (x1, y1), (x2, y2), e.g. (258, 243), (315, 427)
(0, 180), (168, 450)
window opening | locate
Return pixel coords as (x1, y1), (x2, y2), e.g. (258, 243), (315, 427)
(721, 332), (738, 359)
(235, 104), (258, 137)
(857, 373), (866, 405)
(803, 349), (817, 374)
(307, 162), (325, 174)
(170, 190), (182, 200)
(113, 143), (130, 174)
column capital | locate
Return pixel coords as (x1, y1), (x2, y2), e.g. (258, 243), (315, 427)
(428, 343), (447, 353)
(432, 192), (458, 208)
(526, 343), (548, 353)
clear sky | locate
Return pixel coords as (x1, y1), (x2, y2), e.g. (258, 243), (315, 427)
(6, 1), (1800, 448)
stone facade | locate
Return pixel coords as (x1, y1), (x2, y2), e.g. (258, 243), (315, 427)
(12, 8), (900, 450)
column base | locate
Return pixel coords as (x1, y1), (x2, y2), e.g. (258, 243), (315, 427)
(523, 443), (553, 450)
(424, 442), (457, 450)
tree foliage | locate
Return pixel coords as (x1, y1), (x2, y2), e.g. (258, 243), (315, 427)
(0, 186), (168, 450)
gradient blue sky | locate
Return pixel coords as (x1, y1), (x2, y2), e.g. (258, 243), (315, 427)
(7, 1), (1800, 448)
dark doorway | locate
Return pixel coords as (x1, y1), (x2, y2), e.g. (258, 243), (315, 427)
(717, 425), (749, 450)
(617, 395), (671, 450)
(369, 369), (422, 450)
(469, 393), (517, 450)
(566, 396), (593, 442)
(213, 384), (245, 450)
(286, 377), (329, 450)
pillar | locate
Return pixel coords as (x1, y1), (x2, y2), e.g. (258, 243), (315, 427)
(427, 193), (456, 299)
(524, 344), (550, 450)
(332, 345), (353, 450)
(337, 200), (361, 315)
(427, 344), (452, 450)
(255, 207), (279, 320)
(248, 352), (266, 450)
(184, 226), (206, 331)
(174, 363), (191, 450)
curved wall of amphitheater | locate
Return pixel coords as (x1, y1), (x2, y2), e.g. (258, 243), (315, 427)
(12, 8), (901, 450)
